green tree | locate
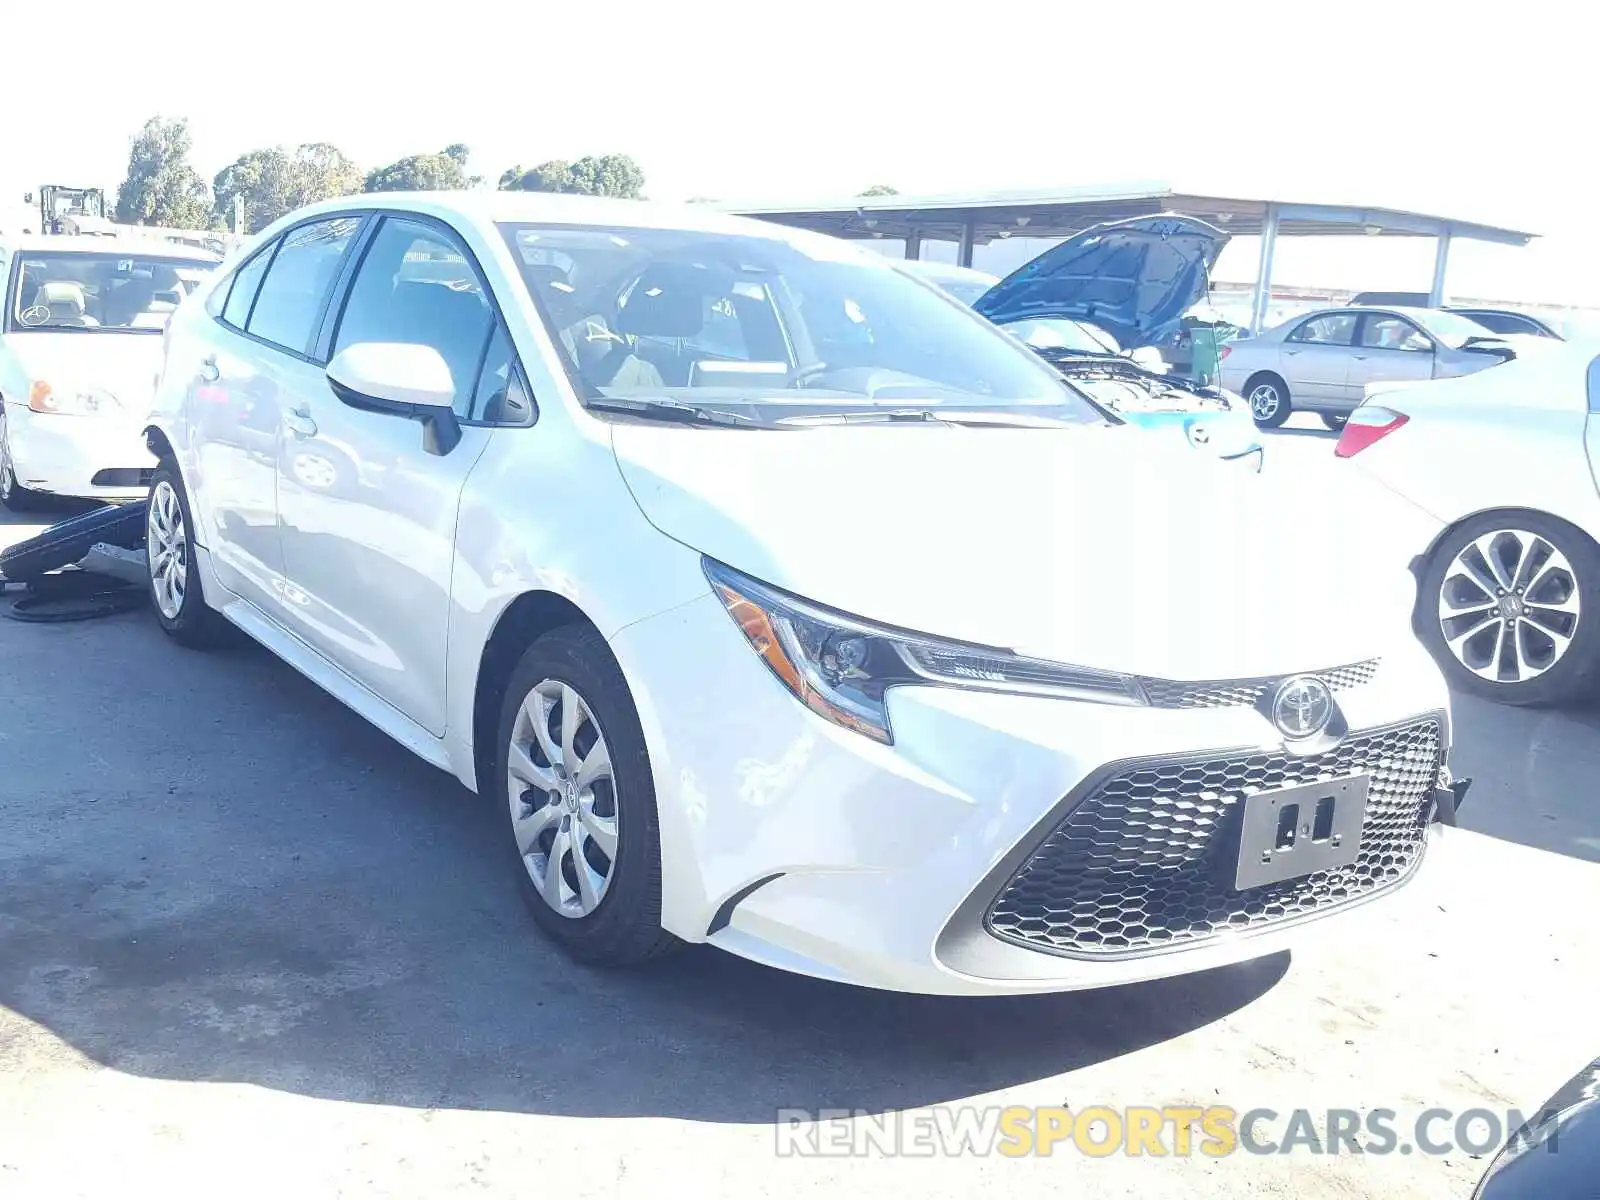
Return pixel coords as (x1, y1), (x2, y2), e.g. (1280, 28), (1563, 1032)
(858, 184), (899, 197)
(363, 146), (471, 193)
(213, 143), (362, 233)
(501, 154), (645, 198)
(114, 116), (211, 229)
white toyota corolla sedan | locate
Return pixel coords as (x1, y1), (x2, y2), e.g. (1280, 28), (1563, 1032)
(144, 192), (1456, 994)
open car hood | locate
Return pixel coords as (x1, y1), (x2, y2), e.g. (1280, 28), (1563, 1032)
(973, 214), (1230, 350)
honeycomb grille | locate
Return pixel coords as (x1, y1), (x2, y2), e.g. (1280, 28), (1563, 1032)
(1138, 659), (1380, 710)
(986, 718), (1442, 958)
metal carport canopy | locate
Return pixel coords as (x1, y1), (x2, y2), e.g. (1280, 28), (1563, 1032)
(723, 182), (1538, 330)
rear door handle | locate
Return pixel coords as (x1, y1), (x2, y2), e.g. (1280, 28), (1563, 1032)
(283, 406), (317, 438)
(199, 356), (220, 383)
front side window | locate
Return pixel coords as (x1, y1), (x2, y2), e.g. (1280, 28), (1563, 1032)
(333, 217), (494, 418)
(1288, 313), (1359, 346)
(6, 252), (216, 334)
(498, 222), (1098, 424)
(1360, 316), (1431, 352)
(246, 217), (361, 355)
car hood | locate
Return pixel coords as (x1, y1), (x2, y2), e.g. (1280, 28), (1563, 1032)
(973, 214), (1230, 350)
(1, 330), (165, 415)
(611, 422), (1427, 680)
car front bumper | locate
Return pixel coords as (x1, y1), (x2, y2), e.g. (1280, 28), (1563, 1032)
(610, 591), (1454, 995)
(4, 404), (156, 499)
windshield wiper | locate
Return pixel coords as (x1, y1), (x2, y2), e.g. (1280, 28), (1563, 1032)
(780, 408), (1081, 429)
(585, 397), (767, 428)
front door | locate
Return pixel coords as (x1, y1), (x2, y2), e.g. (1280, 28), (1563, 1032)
(274, 214), (502, 736)
(1280, 311), (1359, 402)
(1348, 313), (1437, 403)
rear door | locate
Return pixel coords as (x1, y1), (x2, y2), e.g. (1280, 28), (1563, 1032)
(1349, 312), (1437, 401)
(188, 216), (363, 610)
(274, 213), (513, 735)
(1279, 312), (1359, 401)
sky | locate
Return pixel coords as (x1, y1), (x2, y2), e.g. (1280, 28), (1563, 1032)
(4, 0), (1593, 304)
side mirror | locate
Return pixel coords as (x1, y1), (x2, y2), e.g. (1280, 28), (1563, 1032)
(326, 342), (461, 455)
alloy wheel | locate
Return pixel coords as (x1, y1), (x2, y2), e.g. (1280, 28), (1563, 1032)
(507, 678), (619, 918)
(1437, 529), (1581, 683)
(146, 479), (189, 620)
(1249, 384), (1281, 421)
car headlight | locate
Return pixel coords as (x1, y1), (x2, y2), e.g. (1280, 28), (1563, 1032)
(704, 558), (1147, 744)
(28, 381), (122, 416)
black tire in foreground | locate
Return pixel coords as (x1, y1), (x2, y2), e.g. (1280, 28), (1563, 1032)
(146, 461), (232, 648)
(0, 502), (145, 583)
(1418, 511), (1600, 706)
(1322, 413), (1349, 432)
(1245, 374), (1291, 428)
(494, 624), (681, 966)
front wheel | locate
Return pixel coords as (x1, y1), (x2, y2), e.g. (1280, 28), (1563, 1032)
(1245, 376), (1291, 428)
(0, 428), (42, 512)
(1418, 513), (1600, 706)
(495, 625), (680, 966)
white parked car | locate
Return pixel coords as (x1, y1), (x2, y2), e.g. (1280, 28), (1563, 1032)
(1336, 347), (1600, 707)
(144, 193), (1456, 994)
(0, 236), (218, 509)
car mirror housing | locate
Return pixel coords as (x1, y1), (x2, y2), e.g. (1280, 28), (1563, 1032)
(326, 342), (461, 455)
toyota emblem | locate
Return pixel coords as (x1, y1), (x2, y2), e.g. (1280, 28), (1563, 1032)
(1271, 675), (1334, 740)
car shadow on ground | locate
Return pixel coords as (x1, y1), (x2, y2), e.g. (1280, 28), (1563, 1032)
(1451, 692), (1600, 863)
(0, 612), (1288, 1122)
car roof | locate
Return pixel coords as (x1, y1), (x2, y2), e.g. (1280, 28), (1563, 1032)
(0, 233), (220, 259)
(262, 190), (853, 249)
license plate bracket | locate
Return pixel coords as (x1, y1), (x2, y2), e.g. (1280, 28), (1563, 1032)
(1235, 774), (1369, 890)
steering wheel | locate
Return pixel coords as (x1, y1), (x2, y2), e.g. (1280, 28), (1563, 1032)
(18, 305), (48, 327)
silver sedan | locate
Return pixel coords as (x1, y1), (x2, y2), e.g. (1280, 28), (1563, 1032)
(1218, 305), (1514, 430)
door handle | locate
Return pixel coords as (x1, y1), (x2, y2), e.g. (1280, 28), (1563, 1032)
(198, 356), (220, 383)
(1352, 354), (1369, 360)
(283, 406), (318, 438)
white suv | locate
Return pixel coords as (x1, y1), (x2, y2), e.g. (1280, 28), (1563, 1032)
(144, 192), (1455, 994)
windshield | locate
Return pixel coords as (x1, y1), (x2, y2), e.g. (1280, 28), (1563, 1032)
(498, 222), (1100, 423)
(1000, 316), (1123, 356)
(1412, 309), (1497, 348)
(6, 251), (216, 334)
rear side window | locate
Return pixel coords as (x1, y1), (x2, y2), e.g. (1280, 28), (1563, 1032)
(221, 246), (274, 328)
(1461, 311), (1536, 336)
(1288, 313), (1358, 346)
(246, 217), (361, 356)
(332, 216), (494, 418)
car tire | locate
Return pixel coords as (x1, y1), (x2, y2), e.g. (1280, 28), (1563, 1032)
(0, 426), (43, 512)
(1418, 512), (1600, 706)
(1321, 413), (1348, 432)
(146, 460), (232, 648)
(494, 624), (681, 966)
(1245, 374), (1291, 428)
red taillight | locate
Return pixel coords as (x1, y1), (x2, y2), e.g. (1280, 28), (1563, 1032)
(1334, 406), (1409, 457)
(1218, 345), (1232, 360)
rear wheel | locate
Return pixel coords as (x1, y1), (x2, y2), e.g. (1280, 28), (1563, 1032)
(1245, 374), (1291, 428)
(495, 625), (680, 966)
(146, 461), (231, 648)
(1321, 413), (1348, 432)
(1419, 512), (1600, 706)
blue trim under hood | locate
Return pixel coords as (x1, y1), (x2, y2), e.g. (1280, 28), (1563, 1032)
(972, 214), (1230, 350)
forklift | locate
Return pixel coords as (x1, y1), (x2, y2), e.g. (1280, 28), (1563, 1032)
(21, 185), (110, 235)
